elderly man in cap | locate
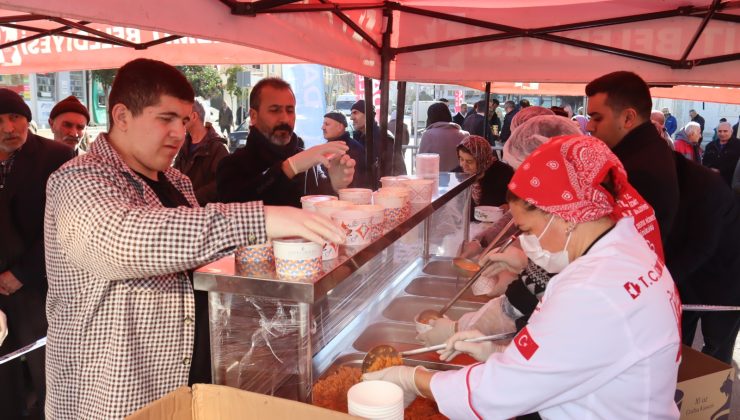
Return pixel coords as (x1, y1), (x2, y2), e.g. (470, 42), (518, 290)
(0, 88), (74, 418)
(322, 111), (369, 188)
(49, 95), (90, 155)
(349, 99), (406, 180)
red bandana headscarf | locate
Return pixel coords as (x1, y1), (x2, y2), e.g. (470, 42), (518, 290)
(458, 135), (495, 205)
(508, 135), (664, 261)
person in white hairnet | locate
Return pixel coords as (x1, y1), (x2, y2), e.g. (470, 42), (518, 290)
(366, 135), (678, 419)
(418, 116), (582, 348)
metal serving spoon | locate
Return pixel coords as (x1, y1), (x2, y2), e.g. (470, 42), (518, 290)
(361, 331), (517, 373)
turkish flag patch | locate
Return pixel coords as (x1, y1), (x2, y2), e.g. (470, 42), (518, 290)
(514, 327), (539, 361)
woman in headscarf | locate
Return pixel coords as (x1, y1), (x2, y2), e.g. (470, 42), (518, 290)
(365, 135), (679, 419)
(455, 134), (514, 210)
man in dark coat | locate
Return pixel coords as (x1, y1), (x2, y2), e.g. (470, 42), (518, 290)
(702, 121), (740, 186)
(585, 71), (679, 243)
(665, 153), (740, 364)
(174, 101), (229, 205)
(499, 100), (518, 143)
(0, 88), (75, 418)
(690, 109), (705, 140)
(217, 78), (355, 207)
(322, 112), (369, 188)
(452, 103), (468, 126)
(218, 101), (233, 135)
(350, 100), (406, 180)
(462, 99), (500, 143)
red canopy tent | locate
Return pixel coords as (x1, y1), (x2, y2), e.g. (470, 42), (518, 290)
(1, 0), (737, 175)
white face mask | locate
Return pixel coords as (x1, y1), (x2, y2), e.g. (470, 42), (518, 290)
(519, 215), (572, 273)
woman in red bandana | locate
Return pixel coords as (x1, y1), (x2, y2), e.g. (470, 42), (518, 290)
(365, 135), (681, 420)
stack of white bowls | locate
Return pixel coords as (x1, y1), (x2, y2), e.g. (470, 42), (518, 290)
(347, 380), (404, 420)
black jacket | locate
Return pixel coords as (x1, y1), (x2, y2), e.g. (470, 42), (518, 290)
(216, 129), (334, 207)
(500, 110), (518, 143)
(612, 122), (679, 243)
(665, 153), (740, 305)
(353, 122), (406, 180)
(461, 113), (501, 143)
(0, 132), (74, 290)
(174, 126), (229, 205)
(452, 112), (466, 127)
(329, 131), (369, 188)
(702, 137), (740, 186)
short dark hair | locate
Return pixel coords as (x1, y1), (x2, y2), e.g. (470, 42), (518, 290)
(585, 71), (652, 120)
(504, 100), (516, 109)
(108, 59), (194, 127)
(249, 77), (294, 111)
(427, 102), (452, 126)
(491, 98), (500, 107)
(519, 99), (530, 108)
(474, 100), (486, 112)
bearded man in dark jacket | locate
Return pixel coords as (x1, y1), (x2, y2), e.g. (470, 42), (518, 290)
(217, 78), (355, 207)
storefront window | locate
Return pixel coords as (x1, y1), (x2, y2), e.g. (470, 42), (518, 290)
(37, 73), (56, 100)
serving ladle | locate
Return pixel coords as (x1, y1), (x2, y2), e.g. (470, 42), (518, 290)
(361, 331), (517, 373)
(415, 233), (519, 325)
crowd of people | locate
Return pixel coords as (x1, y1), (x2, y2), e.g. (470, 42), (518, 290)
(0, 59), (738, 419)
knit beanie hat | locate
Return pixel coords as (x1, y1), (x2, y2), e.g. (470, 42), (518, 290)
(49, 95), (90, 123)
(324, 112), (348, 127)
(351, 99), (374, 116)
(0, 88), (32, 121)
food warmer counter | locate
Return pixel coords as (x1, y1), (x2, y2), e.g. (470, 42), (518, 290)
(194, 172), (483, 403)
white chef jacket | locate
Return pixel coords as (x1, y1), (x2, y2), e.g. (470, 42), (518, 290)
(431, 218), (681, 420)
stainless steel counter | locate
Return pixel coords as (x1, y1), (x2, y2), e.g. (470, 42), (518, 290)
(193, 172), (475, 402)
(194, 172), (475, 303)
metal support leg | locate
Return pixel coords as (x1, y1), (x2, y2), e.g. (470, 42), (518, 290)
(297, 302), (312, 402)
(422, 217), (431, 261)
(462, 185), (472, 243)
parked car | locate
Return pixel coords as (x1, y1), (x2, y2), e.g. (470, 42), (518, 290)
(227, 121), (249, 152)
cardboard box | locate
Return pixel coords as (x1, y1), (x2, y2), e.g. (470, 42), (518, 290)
(126, 384), (356, 420)
(675, 345), (735, 419)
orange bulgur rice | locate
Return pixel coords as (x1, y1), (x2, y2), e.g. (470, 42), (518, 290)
(312, 356), (448, 419)
(367, 353), (403, 372)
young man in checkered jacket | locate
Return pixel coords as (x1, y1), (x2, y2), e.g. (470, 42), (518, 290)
(43, 58), (345, 419)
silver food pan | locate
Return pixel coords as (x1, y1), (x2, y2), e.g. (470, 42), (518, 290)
(404, 276), (489, 303)
(382, 295), (483, 323)
(353, 321), (480, 365)
(316, 352), (460, 381)
(421, 260), (468, 278)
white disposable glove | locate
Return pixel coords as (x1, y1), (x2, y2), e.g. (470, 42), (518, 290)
(263, 206), (345, 246)
(479, 244), (528, 279)
(438, 329), (506, 362)
(416, 316), (456, 347)
(457, 296), (517, 336)
(458, 239), (483, 260)
(470, 269), (518, 297)
(286, 142), (349, 176)
(0, 309), (7, 347)
(328, 153), (356, 191)
(362, 365), (425, 407)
